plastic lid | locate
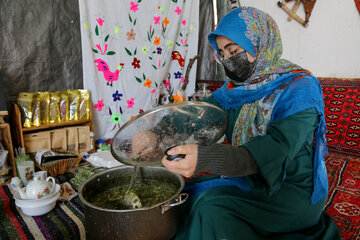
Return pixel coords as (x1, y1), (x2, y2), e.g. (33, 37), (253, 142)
(111, 101), (228, 167)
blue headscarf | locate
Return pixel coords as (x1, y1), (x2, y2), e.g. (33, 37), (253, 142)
(188, 7), (328, 204)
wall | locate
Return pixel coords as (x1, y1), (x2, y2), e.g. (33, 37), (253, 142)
(240, 0), (360, 78)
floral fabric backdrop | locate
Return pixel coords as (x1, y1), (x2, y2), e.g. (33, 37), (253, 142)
(79, 0), (199, 139)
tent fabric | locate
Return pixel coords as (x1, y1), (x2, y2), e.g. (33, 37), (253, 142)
(79, 0), (199, 139)
(0, 0), (83, 111)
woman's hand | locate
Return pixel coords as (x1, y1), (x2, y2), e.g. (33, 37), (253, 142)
(161, 144), (198, 178)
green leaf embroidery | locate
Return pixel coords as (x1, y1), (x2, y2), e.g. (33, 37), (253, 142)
(125, 48), (132, 56)
(135, 76), (142, 83)
(152, 51), (156, 54)
(172, 0), (177, 2)
(176, 42), (180, 46)
(95, 26), (99, 36)
(147, 32), (151, 42)
(134, 48), (137, 55)
(143, 73), (146, 80)
(155, 82), (158, 87)
(149, 56), (153, 60)
(186, 44), (188, 47)
(129, 14), (132, 23)
(162, 60), (166, 67)
(138, 0), (142, 3)
(180, 32), (183, 37)
(92, 48), (99, 53)
(152, 65), (157, 70)
(151, 28), (154, 38)
(107, 51), (116, 55)
(134, 19), (137, 26)
(104, 34), (109, 42)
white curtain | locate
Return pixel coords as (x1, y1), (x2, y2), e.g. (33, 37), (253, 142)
(79, 0), (199, 139)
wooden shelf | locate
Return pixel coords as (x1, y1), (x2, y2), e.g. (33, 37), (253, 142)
(11, 103), (95, 150)
(22, 119), (92, 132)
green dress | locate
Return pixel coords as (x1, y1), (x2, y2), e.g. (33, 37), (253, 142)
(174, 96), (340, 240)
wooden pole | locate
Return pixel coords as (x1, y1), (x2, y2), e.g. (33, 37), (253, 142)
(277, 1), (308, 28)
(287, 0), (301, 21)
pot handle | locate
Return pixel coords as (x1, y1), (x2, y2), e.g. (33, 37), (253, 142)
(161, 193), (189, 214)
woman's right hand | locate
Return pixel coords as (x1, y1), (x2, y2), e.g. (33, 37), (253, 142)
(162, 144), (198, 178)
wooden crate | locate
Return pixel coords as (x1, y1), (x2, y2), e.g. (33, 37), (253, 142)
(0, 114), (16, 178)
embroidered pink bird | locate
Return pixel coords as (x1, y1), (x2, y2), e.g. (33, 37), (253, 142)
(94, 59), (124, 86)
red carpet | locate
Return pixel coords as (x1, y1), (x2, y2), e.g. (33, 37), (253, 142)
(320, 78), (360, 239)
(325, 153), (360, 240)
(320, 78), (360, 158)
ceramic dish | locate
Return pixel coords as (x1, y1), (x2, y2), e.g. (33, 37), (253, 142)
(13, 184), (61, 216)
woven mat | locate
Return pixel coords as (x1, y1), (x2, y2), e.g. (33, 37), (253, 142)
(325, 152), (360, 240)
(0, 184), (85, 240)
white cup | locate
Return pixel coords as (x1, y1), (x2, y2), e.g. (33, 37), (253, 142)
(33, 171), (48, 181)
(17, 161), (35, 186)
(10, 177), (23, 190)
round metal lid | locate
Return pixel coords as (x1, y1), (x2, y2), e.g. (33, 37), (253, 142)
(111, 101), (228, 167)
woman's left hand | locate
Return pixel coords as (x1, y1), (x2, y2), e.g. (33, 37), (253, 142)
(161, 144), (198, 178)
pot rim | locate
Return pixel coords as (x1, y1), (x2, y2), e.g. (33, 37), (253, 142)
(78, 165), (185, 213)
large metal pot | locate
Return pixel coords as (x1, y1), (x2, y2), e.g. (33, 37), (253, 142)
(78, 166), (188, 240)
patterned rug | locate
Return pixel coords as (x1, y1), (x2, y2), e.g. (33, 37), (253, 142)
(325, 152), (360, 240)
(319, 78), (360, 158)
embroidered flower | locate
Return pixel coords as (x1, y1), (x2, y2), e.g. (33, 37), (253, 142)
(174, 71), (182, 79)
(157, 47), (162, 54)
(167, 40), (173, 48)
(181, 20), (186, 26)
(154, 36), (160, 46)
(112, 91), (123, 101)
(180, 38), (187, 46)
(139, 109), (144, 114)
(95, 100), (104, 111)
(96, 18), (104, 26)
(111, 113), (122, 124)
(163, 17), (170, 27)
(144, 78), (152, 88)
(154, 16), (160, 25)
(173, 92), (185, 102)
(130, 1), (139, 13)
(175, 7), (182, 15)
(181, 77), (185, 83)
(132, 58), (141, 69)
(127, 29), (136, 40)
(114, 26), (120, 34)
(142, 46), (148, 54)
(127, 98), (135, 108)
(163, 79), (170, 88)
(96, 43), (108, 55)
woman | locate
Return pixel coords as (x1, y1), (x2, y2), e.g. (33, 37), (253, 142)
(161, 7), (340, 240)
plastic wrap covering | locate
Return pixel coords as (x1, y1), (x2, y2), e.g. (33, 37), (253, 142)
(0, 0), (83, 108)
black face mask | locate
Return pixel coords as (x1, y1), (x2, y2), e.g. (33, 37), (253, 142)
(221, 51), (257, 83)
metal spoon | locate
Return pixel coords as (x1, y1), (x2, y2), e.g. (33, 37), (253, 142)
(121, 166), (142, 209)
